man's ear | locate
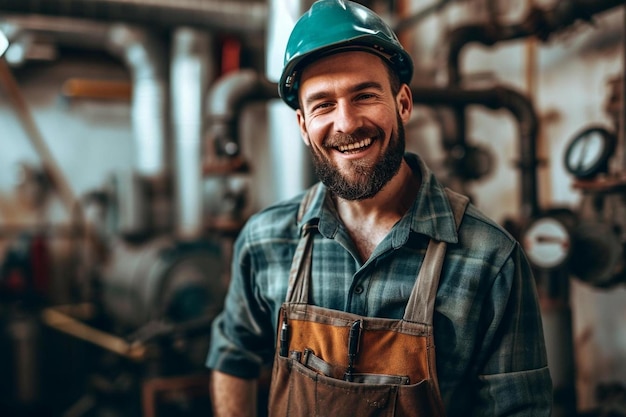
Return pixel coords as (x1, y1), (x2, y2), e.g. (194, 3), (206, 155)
(296, 109), (311, 146)
(396, 84), (413, 124)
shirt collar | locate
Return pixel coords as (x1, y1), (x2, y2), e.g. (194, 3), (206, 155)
(297, 153), (459, 244)
(403, 153), (459, 244)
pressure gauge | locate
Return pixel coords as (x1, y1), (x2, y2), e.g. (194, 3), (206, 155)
(0, 31), (8, 58)
(563, 126), (616, 179)
(522, 214), (573, 270)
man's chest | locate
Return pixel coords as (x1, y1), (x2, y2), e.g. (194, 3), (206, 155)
(257, 239), (427, 319)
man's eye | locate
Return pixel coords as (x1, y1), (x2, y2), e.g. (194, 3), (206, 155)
(357, 93), (376, 100)
(312, 102), (332, 111)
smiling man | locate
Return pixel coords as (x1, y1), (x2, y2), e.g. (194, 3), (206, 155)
(206, 1), (553, 416)
(298, 51), (409, 203)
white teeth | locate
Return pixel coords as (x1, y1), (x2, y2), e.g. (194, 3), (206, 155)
(338, 138), (372, 152)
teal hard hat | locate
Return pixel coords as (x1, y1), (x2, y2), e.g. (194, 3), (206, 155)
(279, 0), (414, 110)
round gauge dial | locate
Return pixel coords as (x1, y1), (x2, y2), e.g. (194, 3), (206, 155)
(522, 217), (571, 270)
(563, 126), (616, 179)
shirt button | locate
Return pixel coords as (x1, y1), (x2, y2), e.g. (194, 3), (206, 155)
(354, 286), (364, 294)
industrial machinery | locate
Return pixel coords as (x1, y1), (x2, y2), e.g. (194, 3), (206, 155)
(0, 20), (233, 417)
(520, 72), (625, 417)
(522, 81), (625, 290)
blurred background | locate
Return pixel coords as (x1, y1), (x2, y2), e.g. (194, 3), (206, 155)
(0, 0), (623, 416)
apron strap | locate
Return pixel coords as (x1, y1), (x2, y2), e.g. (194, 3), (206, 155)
(297, 182), (321, 224)
(286, 183), (321, 303)
(403, 188), (469, 324)
(285, 225), (315, 303)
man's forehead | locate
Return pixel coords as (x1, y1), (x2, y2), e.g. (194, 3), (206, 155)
(299, 52), (390, 92)
(301, 50), (389, 77)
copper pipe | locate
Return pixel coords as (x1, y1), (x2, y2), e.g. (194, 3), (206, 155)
(41, 305), (147, 361)
(61, 78), (132, 101)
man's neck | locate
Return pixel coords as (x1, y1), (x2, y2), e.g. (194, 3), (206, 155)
(332, 160), (421, 261)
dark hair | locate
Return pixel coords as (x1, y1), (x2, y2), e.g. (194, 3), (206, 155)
(385, 60), (402, 97)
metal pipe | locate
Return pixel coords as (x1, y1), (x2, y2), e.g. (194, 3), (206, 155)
(206, 69), (278, 157)
(171, 27), (214, 240)
(435, 0), (623, 217)
(0, 0), (267, 35)
(393, 0), (454, 34)
(0, 27), (8, 56)
(41, 306), (147, 360)
(205, 72), (541, 216)
(106, 24), (169, 178)
(209, 78), (541, 217)
(412, 85), (540, 218)
(0, 17), (169, 179)
(0, 15), (110, 48)
(447, 0), (625, 85)
(621, 10), (626, 171)
(265, 0), (315, 205)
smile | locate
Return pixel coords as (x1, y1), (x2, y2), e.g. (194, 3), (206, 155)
(337, 138), (373, 153)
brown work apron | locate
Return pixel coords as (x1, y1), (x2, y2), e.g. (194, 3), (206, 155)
(268, 188), (468, 417)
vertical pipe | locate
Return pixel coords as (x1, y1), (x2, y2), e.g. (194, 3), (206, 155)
(107, 24), (169, 178)
(0, 29), (7, 56)
(106, 25), (169, 235)
(541, 279), (577, 417)
(171, 28), (214, 240)
(617, 8), (626, 171)
(265, 0), (314, 205)
(525, 36), (551, 209)
(8, 314), (40, 406)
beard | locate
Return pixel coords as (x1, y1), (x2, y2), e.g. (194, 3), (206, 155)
(310, 113), (406, 201)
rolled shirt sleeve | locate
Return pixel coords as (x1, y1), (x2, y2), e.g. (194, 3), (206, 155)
(474, 245), (552, 415)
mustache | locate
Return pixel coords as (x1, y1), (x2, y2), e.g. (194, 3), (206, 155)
(323, 126), (382, 148)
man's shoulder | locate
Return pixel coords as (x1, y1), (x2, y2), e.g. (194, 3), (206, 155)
(457, 202), (519, 257)
(240, 191), (307, 242)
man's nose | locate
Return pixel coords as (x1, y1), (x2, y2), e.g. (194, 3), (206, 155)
(334, 101), (362, 134)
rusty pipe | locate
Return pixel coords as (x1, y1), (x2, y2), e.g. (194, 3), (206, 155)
(106, 24), (169, 178)
(0, 0), (267, 35)
(41, 305), (147, 361)
(206, 69), (278, 157)
(205, 71), (541, 217)
(447, 0), (624, 85)
(393, 0), (454, 34)
(171, 28), (214, 240)
(438, 0), (623, 205)
(412, 85), (540, 218)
